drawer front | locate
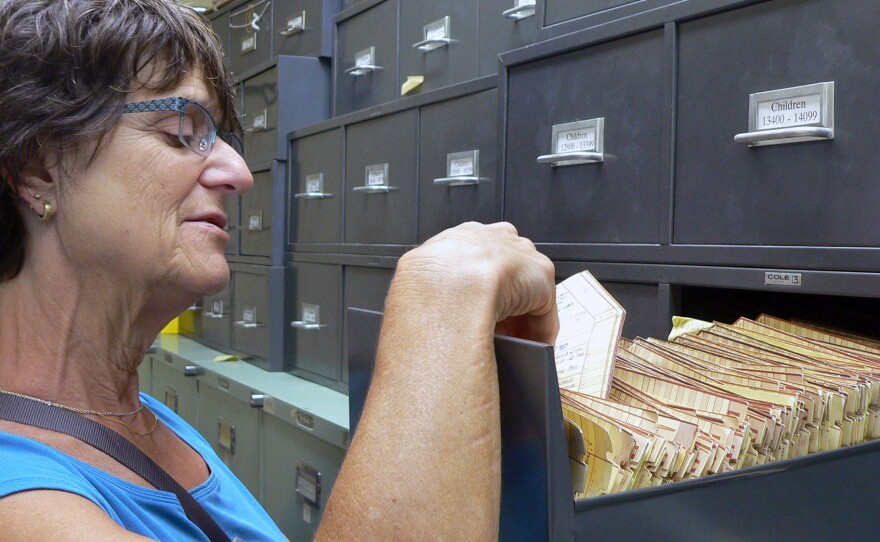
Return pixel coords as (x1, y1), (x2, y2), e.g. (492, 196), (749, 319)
(201, 282), (233, 349)
(342, 266), (395, 386)
(334, 0), (399, 115)
(477, 0), (541, 76)
(544, 0), (644, 27)
(240, 163), (285, 260)
(242, 66), (280, 165)
(274, 0), (338, 57)
(232, 268), (271, 360)
(197, 385), (262, 498)
(344, 110), (418, 245)
(398, 0), (478, 95)
(151, 360), (199, 427)
(289, 128), (344, 244)
(674, 0), (880, 247)
(504, 29), (665, 243)
(227, 0), (273, 76)
(263, 415), (346, 541)
(208, 12), (229, 63)
(418, 89), (501, 241)
(289, 263), (343, 383)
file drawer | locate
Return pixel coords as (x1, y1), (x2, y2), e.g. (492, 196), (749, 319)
(227, 0), (273, 76)
(241, 56), (331, 165)
(477, 0), (541, 76)
(273, 0), (341, 58)
(543, 0), (675, 27)
(674, 0), (880, 248)
(504, 29), (665, 244)
(418, 89), (501, 241)
(180, 282), (233, 351)
(288, 128), (344, 245)
(341, 265), (394, 388)
(196, 372), (263, 499)
(344, 109), (418, 245)
(398, 0), (478, 96)
(239, 161), (286, 264)
(231, 264), (292, 371)
(288, 262), (343, 388)
(151, 352), (200, 427)
(262, 411), (346, 540)
(334, 0), (399, 115)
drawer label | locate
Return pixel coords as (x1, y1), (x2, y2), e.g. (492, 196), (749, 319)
(366, 164), (389, 186)
(516, 0), (536, 7)
(447, 150), (479, 177)
(243, 307), (256, 324)
(764, 272), (802, 287)
(248, 212), (263, 231)
(302, 303), (320, 324)
(757, 93), (821, 130)
(252, 110), (267, 131)
(355, 47), (375, 68)
(555, 126), (596, 154)
(286, 13), (304, 32)
(296, 410), (315, 429)
(305, 173), (323, 194)
(425, 17), (450, 42)
(212, 300), (225, 315)
(241, 34), (257, 54)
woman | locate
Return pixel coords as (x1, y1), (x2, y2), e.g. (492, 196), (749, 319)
(0, 0), (557, 540)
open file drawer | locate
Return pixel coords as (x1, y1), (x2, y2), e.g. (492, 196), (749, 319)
(348, 308), (880, 541)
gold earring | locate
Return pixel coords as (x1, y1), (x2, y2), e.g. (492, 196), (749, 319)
(38, 202), (55, 221)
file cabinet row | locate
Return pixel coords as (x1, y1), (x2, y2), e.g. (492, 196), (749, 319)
(499, 0), (880, 273)
(141, 339), (348, 542)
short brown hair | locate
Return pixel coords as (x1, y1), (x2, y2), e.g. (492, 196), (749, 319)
(0, 0), (239, 281)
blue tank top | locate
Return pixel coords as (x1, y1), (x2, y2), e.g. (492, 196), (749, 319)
(0, 393), (286, 541)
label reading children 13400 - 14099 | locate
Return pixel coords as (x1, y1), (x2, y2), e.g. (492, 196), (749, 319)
(757, 93), (821, 130)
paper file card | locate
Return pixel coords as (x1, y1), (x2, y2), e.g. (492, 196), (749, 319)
(554, 270), (626, 398)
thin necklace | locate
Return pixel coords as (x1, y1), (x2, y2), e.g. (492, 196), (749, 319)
(0, 389), (159, 436)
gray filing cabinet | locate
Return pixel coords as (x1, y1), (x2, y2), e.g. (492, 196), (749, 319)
(236, 160), (287, 265)
(179, 281), (233, 352)
(397, 0), (479, 96)
(227, 0), (274, 75)
(417, 88), (501, 241)
(344, 109), (418, 246)
(341, 264), (394, 390)
(273, 0), (342, 58)
(230, 263), (292, 371)
(240, 56), (331, 165)
(333, 0), (400, 115)
(288, 127), (344, 247)
(504, 28), (665, 244)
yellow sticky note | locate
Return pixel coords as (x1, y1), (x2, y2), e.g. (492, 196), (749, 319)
(401, 76), (424, 96)
(213, 355), (241, 362)
(160, 317), (179, 334)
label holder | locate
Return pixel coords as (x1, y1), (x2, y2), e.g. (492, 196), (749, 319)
(354, 163), (397, 193)
(295, 172), (333, 199)
(345, 46), (383, 77)
(537, 118), (605, 167)
(434, 150), (486, 187)
(735, 82), (834, 147)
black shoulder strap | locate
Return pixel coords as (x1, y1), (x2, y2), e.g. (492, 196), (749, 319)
(0, 393), (232, 542)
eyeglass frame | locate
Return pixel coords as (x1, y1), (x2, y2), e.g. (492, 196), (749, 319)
(120, 96), (244, 157)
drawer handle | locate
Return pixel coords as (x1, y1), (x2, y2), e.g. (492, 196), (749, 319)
(204, 310), (228, 319)
(186, 303), (201, 311)
(345, 64), (383, 76)
(184, 365), (204, 377)
(413, 37), (455, 52)
(250, 393), (266, 408)
(433, 176), (484, 187)
(280, 11), (306, 36)
(234, 320), (267, 329)
(353, 185), (398, 193)
(536, 151), (604, 166)
(503, 3), (536, 20)
(733, 126), (834, 146)
(291, 320), (326, 330)
(294, 192), (334, 199)
(244, 124), (270, 133)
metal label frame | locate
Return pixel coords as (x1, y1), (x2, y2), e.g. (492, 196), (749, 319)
(355, 46), (376, 68)
(296, 462), (322, 508)
(305, 173), (324, 194)
(446, 150), (480, 178)
(365, 163), (390, 187)
(301, 302), (321, 324)
(748, 82), (834, 133)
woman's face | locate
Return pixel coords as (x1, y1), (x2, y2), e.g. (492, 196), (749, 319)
(51, 75), (252, 304)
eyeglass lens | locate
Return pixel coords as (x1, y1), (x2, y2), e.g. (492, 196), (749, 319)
(179, 101), (244, 157)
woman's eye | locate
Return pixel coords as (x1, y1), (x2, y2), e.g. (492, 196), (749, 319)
(162, 132), (185, 148)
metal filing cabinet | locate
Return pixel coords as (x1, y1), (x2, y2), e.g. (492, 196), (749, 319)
(196, 370), (265, 500)
(288, 262), (344, 390)
(273, 0), (341, 58)
(240, 56), (331, 165)
(238, 161), (286, 265)
(230, 263), (292, 371)
(179, 281), (233, 351)
(398, 0), (478, 96)
(288, 127), (344, 247)
(262, 401), (347, 541)
(151, 351), (201, 427)
(418, 88), (501, 241)
(227, 0), (274, 76)
(334, 0), (399, 115)
(504, 29), (665, 244)
(344, 109), (418, 245)
(477, 0), (541, 76)
(341, 265), (394, 390)
(674, 0), (880, 253)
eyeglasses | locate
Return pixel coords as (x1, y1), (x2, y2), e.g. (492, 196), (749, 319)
(121, 97), (244, 157)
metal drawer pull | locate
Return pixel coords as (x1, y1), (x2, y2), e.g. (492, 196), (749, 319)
(345, 64), (382, 76)
(280, 11), (306, 36)
(294, 192), (333, 199)
(186, 303), (201, 311)
(413, 37), (455, 52)
(433, 176), (483, 187)
(734, 126), (834, 146)
(536, 151), (604, 166)
(249, 393), (266, 408)
(353, 185), (398, 193)
(204, 310), (228, 319)
(183, 365), (204, 377)
(290, 320), (326, 330)
(234, 320), (267, 329)
(503, 3), (536, 20)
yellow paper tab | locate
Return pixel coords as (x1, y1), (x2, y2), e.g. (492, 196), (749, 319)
(213, 355), (240, 362)
(668, 316), (714, 341)
(401, 75), (424, 96)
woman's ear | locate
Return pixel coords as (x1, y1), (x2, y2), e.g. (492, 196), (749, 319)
(17, 160), (57, 220)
